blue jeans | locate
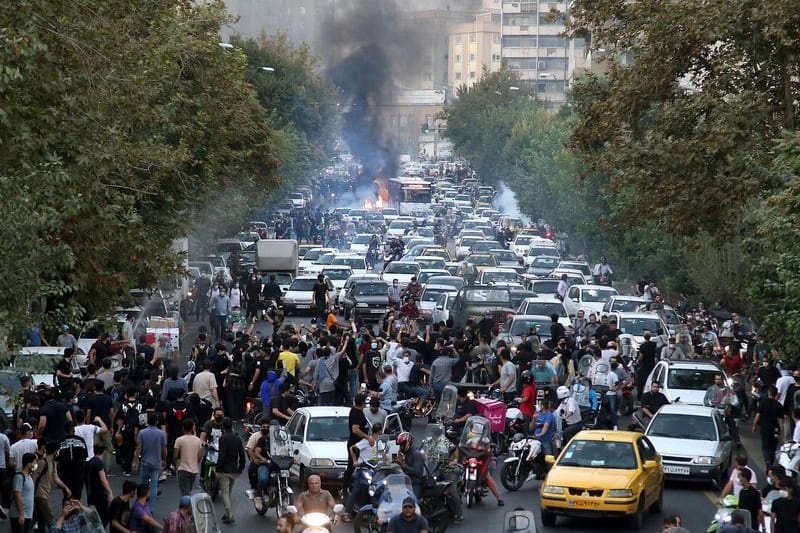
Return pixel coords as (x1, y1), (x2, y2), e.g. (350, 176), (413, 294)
(140, 464), (161, 512)
(607, 394), (618, 428)
(257, 465), (272, 492)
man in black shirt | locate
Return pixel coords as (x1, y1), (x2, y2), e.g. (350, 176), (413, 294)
(640, 381), (670, 419)
(57, 421), (88, 499)
(38, 390), (72, 443)
(344, 394), (371, 488)
(753, 386), (784, 467)
(311, 274), (329, 324)
(770, 479), (800, 533)
(55, 348), (75, 392)
(452, 389), (478, 435)
(109, 481), (137, 533)
(635, 332), (658, 399)
(735, 468), (763, 532)
(270, 382), (297, 425)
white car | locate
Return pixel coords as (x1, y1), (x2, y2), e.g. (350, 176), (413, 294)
(645, 404), (733, 484)
(418, 285), (457, 322)
(412, 256), (447, 271)
(283, 276), (321, 315)
(516, 296), (571, 328)
(455, 237), (480, 260)
(416, 269), (451, 285)
(489, 248), (521, 268)
(456, 230), (484, 245)
(432, 291), (457, 325)
(453, 194), (472, 208)
(320, 266), (353, 294)
(382, 261), (421, 287)
(299, 248), (337, 274)
(331, 254), (368, 276)
(381, 208), (399, 222)
(609, 311), (670, 346)
(603, 295), (647, 313)
(562, 284), (619, 317)
(644, 359), (729, 406)
(386, 220), (412, 238)
(349, 234), (374, 255)
(285, 406), (350, 486)
(477, 268), (519, 286)
(523, 247), (560, 268)
(288, 192), (306, 209)
(511, 235), (535, 258)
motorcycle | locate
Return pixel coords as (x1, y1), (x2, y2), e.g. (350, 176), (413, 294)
(353, 473), (418, 533)
(458, 415), (493, 508)
(344, 437), (402, 518)
(300, 504), (344, 533)
(499, 434), (548, 491)
(776, 441), (800, 479)
(201, 442), (220, 501)
(247, 423), (294, 517)
(418, 457), (460, 533)
(706, 494), (751, 533)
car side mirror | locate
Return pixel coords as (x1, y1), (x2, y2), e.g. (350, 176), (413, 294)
(571, 298), (579, 303)
(643, 460), (658, 470)
(544, 455), (556, 465)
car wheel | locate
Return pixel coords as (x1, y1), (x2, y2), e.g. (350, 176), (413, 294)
(650, 485), (664, 514)
(628, 496), (645, 529)
(540, 509), (556, 527)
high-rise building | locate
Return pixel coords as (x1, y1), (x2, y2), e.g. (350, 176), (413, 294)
(447, 15), (502, 92)
(500, 0), (587, 106)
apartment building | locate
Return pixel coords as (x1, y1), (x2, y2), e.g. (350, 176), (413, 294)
(500, 0), (587, 105)
(447, 16), (502, 92)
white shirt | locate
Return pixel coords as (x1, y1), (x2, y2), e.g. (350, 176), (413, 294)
(728, 465), (755, 497)
(75, 424), (100, 461)
(606, 371), (619, 396)
(229, 287), (242, 308)
(10, 438), (37, 471)
(559, 397), (581, 425)
(396, 359), (415, 384)
(793, 423), (800, 443)
(776, 373), (794, 405)
(353, 438), (377, 464)
(556, 280), (568, 300)
(500, 361), (517, 391)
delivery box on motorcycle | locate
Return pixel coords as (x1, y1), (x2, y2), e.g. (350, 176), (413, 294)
(475, 398), (507, 433)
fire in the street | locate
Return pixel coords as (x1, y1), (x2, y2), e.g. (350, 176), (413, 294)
(363, 196), (385, 210)
(364, 198), (373, 210)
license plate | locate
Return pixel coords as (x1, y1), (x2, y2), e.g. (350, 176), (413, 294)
(571, 499), (600, 508)
(664, 465), (691, 475)
(370, 309), (384, 313)
(295, 304), (309, 309)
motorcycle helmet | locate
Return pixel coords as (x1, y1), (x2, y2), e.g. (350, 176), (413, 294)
(521, 370), (533, 384)
(396, 431), (413, 454)
(556, 386), (570, 400)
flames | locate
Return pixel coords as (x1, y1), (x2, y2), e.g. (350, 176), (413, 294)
(363, 196), (385, 210)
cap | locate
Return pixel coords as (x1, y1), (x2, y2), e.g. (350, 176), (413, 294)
(402, 497), (416, 507)
(179, 496), (192, 508)
(21, 422), (32, 432)
(286, 505), (298, 515)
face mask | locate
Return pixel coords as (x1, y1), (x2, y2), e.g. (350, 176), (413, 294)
(393, 283), (398, 287)
(215, 416), (223, 423)
(611, 364), (619, 369)
(262, 429), (269, 435)
(31, 463), (38, 473)
(767, 477), (773, 485)
(403, 356), (410, 363)
(371, 342), (378, 350)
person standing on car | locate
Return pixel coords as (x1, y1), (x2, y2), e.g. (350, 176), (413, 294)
(216, 418), (246, 525)
(311, 274), (330, 325)
(343, 394), (373, 489)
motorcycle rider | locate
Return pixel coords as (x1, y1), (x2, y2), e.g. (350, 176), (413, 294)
(704, 373), (741, 444)
(451, 388), (478, 436)
(395, 432), (426, 498)
(555, 386), (582, 445)
(518, 371), (537, 425)
(592, 256), (613, 286)
(530, 400), (556, 457)
(640, 381), (670, 420)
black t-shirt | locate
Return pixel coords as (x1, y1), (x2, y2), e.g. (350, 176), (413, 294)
(56, 359), (72, 383)
(274, 395), (297, 423)
(312, 282), (328, 307)
(57, 434), (88, 473)
(454, 399), (478, 422)
(638, 341), (657, 372)
(347, 407), (369, 447)
(758, 398), (784, 438)
(108, 496), (130, 532)
(363, 351), (381, 390)
(771, 496), (800, 533)
(41, 400), (69, 442)
(86, 456), (107, 497)
(641, 392), (670, 414)
(86, 393), (114, 427)
(738, 486), (761, 530)
(387, 512), (429, 533)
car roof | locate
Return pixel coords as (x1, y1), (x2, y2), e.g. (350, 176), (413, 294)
(659, 359), (723, 371)
(423, 284), (458, 292)
(481, 267), (518, 273)
(295, 406), (351, 418)
(655, 404), (716, 417)
(511, 314), (551, 322)
(572, 284), (618, 290)
(572, 430), (642, 443)
(322, 265), (352, 270)
(610, 295), (646, 301)
(611, 311), (661, 319)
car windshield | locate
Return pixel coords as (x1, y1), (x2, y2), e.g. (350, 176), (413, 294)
(274, 273), (293, 285)
(427, 277), (464, 290)
(322, 268), (352, 280)
(509, 319), (548, 336)
(521, 301), (565, 316)
(421, 289), (449, 302)
(532, 257), (560, 268)
(303, 249), (327, 261)
(510, 291), (535, 309)
(471, 241), (495, 252)
(382, 208), (398, 216)
(416, 228), (434, 237)
(668, 368), (720, 390)
(515, 236), (532, 246)
(421, 249), (450, 260)
(582, 288), (617, 302)
(289, 278), (316, 291)
(483, 271), (517, 283)
(349, 210), (366, 218)
(647, 414), (717, 440)
(561, 263), (592, 276)
(460, 238), (479, 248)
(352, 235), (372, 244)
(467, 255), (497, 266)
(557, 440), (637, 469)
(611, 299), (644, 312)
(217, 242), (242, 254)
(306, 416), (351, 441)
(354, 283), (387, 296)
(318, 253), (336, 265)
(333, 257), (366, 270)
(416, 258), (445, 269)
(389, 221), (410, 230)
(529, 247), (559, 257)
(619, 317), (665, 336)
(492, 251), (517, 262)
(463, 289), (510, 305)
(385, 262), (420, 274)
(531, 281), (559, 293)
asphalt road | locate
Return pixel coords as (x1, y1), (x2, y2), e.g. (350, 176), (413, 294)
(97, 312), (726, 533)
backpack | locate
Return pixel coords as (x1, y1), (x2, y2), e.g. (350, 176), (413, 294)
(191, 343), (209, 364)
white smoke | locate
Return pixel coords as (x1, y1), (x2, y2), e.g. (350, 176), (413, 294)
(496, 181), (530, 224)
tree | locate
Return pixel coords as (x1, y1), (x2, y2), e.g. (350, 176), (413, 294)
(0, 0), (279, 342)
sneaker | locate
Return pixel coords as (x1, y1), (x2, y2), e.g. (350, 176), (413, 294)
(613, 425), (619, 431)
(497, 499), (505, 507)
(453, 515), (464, 525)
(245, 490), (256, 499)
(123, 471), (132, 477)
(0, 505), (8, 520)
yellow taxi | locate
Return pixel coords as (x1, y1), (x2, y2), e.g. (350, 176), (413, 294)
(464, 253), (498, 273)
(539, 430), (664, 529)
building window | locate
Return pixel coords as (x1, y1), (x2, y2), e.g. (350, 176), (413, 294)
(537, 82), (547, 93)
(492, 54), (501, 61)
(455, 35), (462, 44)
(469, 71), (476, 79)
(455, 54), (461, 63)
(470, 33), (477, 43)
(455, 72), (462, 80)
(469, 53), (475, 62)
(424, 72), (432, 81)
(503, 36), (537, 48)
(492, 34), (500, 45)
(539, 36), (568, 48)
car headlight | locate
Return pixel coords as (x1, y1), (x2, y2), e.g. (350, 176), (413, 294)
(694, 456), (716, 465)
(309, 458), (335, 467)
(542, 485), (565, 495)
(356, 303), (368, 308)
(284, 297), (295, 304)
(608, 489), (633, 498)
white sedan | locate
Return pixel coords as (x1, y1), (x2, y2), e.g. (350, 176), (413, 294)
(285, 406), (350, 487)
(381, 261), (421, 287)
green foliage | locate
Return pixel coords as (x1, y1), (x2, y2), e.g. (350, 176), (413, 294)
(0, 0), (280, 344)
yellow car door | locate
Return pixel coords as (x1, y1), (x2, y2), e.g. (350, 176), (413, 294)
(636, 436), (662, 506)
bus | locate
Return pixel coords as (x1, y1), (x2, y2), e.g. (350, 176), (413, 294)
(389, 177), (433, 216)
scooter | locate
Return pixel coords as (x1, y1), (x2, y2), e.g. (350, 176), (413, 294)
(300, 504), (344, 533)
(775, 441), (800, 479)
(499, 434), (548, 491)
(706, 494), (751, 533)
(246, 424), (294, 518)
